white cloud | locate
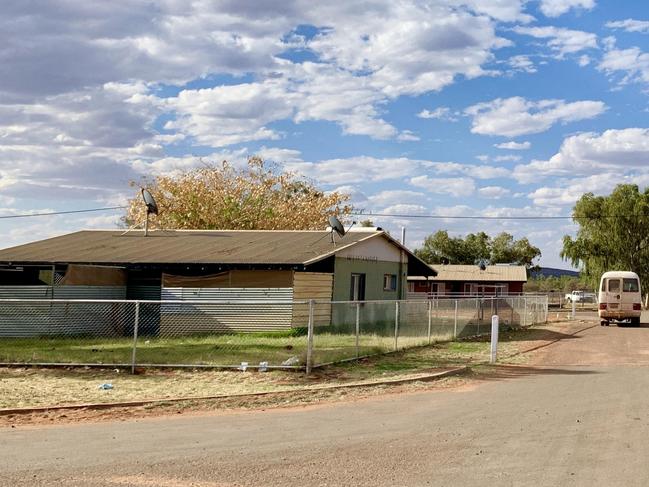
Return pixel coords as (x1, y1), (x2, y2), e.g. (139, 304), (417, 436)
(513, 26), (598, 57)
(526, 172), (649, 207)
(495, 141), (531, 150)
(410, 175), (476, 197)
(599, 47), (649, 86)
(478, 186), (511, 199)
(578, 55), (591, 67)
(417, 107), (458, 121)
(165, 81), (295, 147)
(307, 3), (510, 98)
(466, 96), (607, 137)
(255, 147), (304, 164)
(606, 19), (649, 34)
(514, 128), (649, 183)
(286, 156), (421, 185)
(538, 0), (595, 17)
(381, 204), (429, 215)
(508, 55), (537, 73)
(457, 0), (533, 23)
(397, 130), (420, 141)
(493, 155), (522, 162)
(368, 190), (426, 206)
(424, 161), (512, 179)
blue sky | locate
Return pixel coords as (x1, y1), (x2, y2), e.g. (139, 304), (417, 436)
(0, 1), (648, 268)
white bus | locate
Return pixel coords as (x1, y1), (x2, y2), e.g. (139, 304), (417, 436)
(598, 271), (642, 326)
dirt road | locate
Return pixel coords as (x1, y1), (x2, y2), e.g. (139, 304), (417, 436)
(3, 318), (649, 486)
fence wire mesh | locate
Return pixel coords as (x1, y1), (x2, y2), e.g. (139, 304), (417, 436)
(0, 296), (548, 371)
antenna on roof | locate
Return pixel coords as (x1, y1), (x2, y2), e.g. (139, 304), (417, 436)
(327, 216), (356, 246)
(329, 216), (345, 238)
(141, 188), (158, 237)
(120, 187), (162, 237)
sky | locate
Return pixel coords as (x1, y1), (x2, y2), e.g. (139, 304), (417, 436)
(1, 0), (648, 268)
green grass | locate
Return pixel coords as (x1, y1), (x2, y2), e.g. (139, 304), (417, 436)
(0, 329), (459, 367)
(0, 321), (524, 368)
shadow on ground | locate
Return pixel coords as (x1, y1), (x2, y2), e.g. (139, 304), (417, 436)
(472, 364), (600, 382)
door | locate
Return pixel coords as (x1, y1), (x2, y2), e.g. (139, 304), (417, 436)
(350, 273), (366, 301)
(621, 277), (640, 311)
(607, 278), (621, 311)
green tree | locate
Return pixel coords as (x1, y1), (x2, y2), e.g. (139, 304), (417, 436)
(561, 184), (649, 291)
(414, 230), (541, 269)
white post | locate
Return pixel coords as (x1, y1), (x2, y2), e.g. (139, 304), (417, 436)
(394, 301), (400, 351)
(427, 299), (432, 344)
(490, 315), (499, 364)
(355, 302), (360, 358)
(571, 298), (576, 320)
(306, 299), (315, 374)
(544, 297), (549, 323)
(454, 300), (458, 338)
(131, 301), (140, 374)
(523, 298), (527, 327)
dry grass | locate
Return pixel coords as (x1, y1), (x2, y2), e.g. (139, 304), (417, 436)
(0, 327), (533, 410)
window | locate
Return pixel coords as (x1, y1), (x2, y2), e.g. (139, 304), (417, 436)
(383, 274), (397, 291)
(350, 273), (366, 301)
(608, 279), (620, 293)
(623, 278), (639, 293)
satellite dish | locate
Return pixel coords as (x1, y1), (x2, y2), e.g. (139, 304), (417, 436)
(141, 189), (158, 215)
(141, 188), (158, 236)
(328, 216), (345, 237)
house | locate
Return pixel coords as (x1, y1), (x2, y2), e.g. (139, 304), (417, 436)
(0, 228), (435, 334)
(408, 264), (527, 296)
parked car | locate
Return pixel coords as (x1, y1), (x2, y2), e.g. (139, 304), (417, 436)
(598, 271), (642, 326)
(564, 290), (596, 303)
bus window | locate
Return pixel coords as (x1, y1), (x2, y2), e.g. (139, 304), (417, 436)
(623, 278), (639, 292)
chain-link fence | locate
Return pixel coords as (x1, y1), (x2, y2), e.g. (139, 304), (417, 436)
(0, 296), (548, 372)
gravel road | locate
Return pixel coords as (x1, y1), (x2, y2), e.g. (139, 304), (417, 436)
(3, 319), (649, 486)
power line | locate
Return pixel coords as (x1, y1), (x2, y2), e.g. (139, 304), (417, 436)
(349, 211), (573, 220)
(0, 206), (127, 220)
(349, 211), (647, 220)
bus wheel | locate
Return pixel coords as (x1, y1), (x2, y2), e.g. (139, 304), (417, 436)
(600, 320), (608, 326)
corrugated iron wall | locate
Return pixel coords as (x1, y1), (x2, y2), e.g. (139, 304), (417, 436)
(159, 287), (294, 333)
(0, 285), (126, 300)
(0, 286), (129, 337)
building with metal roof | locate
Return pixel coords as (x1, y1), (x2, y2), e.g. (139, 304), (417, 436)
(0, 229), (435, 332)
(408, 264), (527, 296)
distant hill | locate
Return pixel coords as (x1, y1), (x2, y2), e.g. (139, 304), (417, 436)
(532, 267), (579, 278)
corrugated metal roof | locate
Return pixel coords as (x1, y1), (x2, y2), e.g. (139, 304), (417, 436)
(0, 230), (433, 275)
(410, 264), (527, 282)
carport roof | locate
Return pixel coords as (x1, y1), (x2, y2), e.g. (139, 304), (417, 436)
(0, 229), (436, 276)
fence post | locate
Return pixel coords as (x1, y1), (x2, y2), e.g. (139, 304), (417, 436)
(394, 301), (400, 351)
(571, 298), (576, 321)
(355, 302), (360, 358)
(131, 300), (140, 374)
(427, 299), (432, 344)
(454, 300), (458, 338)
(490, 315), (499, 364)
(523, 297), (527, 327)
(306, 299), (315, 374)
(544, 297), (549, 323)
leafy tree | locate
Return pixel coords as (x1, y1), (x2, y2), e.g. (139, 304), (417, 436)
(562, 184), (649, 291)
(524, 275), (588, 293)
(414, 230), (541, 270)
(124, 157), (351, 230)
